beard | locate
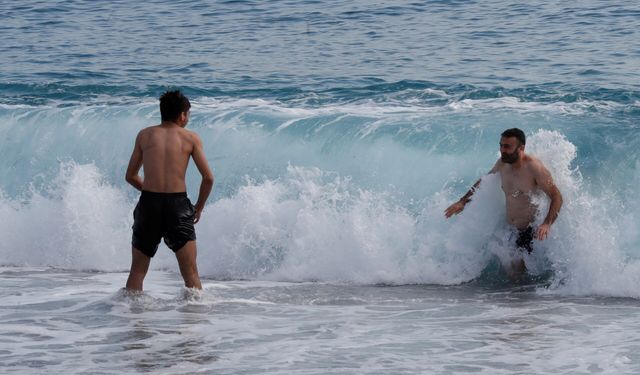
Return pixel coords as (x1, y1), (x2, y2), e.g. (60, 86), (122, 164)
(501, 150), (520, 164)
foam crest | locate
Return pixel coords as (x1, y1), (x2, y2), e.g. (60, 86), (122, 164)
(445, 97), (624, 115)
(193, 95), (619, 120)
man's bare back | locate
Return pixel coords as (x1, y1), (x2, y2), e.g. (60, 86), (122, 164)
(135, 125), (194, 193)
(126, 121), (213, 222)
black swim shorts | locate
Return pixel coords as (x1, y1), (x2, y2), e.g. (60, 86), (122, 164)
(515, 226), (534, 253)
(132, 191), (197, 257)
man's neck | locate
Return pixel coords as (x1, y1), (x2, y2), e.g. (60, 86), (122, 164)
(160, 120), (182, 128)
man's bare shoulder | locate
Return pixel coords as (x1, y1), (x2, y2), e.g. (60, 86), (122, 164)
(181, 128), (202, 144)
(524, 154), (548, 171)
(134, 126), (149, 141)
(138, 124), (161, 136)
(491, 158), (505, 173)
(172, 127), (193, 142)
(523, 155), (555, 184)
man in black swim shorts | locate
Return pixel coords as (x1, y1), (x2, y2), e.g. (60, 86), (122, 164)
(132, 191), (197, 258)
(125, 90), (214, 291)
(515, 226), (534, 254)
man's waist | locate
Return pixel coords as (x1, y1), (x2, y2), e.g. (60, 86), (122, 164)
(141, 190), (187, 198)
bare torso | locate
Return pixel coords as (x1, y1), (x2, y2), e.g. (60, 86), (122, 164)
(495, 155), (541, 230)
(445, 135), (562, 247)
(137, 125), (195, 193)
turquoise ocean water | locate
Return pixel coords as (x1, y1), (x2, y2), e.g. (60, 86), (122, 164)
(1, 1), (640, 374)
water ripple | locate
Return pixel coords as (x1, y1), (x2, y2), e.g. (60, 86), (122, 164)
(0, 0), (637, 89)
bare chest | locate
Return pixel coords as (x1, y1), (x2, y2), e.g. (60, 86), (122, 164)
(500, 168), (537, 198)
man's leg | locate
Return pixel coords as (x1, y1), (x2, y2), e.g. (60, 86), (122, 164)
(126, 247), (151, 291)
(507, 227), (532, 279)
(508, 258), (527, 279)
(175, 240), (202, 289)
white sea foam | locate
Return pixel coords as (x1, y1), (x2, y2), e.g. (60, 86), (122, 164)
(0, 163), (133, 271)
(527, 131), (640, 296)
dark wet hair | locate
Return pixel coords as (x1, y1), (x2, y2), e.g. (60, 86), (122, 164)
(501, 128), (526, 146)
(159, 90), (191, 121)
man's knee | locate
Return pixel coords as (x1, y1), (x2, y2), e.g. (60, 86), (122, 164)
(176, 241), (198, 265)
(175, 241), (197, 257)
(131, 247), (151, 271)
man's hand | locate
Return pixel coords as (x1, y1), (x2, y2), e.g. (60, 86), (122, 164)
(194, 206), (203, 224)
(536, 223), (551, 240)
(444, 200), (466, 218)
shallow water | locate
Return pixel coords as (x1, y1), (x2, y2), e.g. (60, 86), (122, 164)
(1, 268), (639, 374)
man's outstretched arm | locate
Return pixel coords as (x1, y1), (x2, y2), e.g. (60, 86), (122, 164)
(444, 160), (499, 218)
(191, 133), (214, 224)
(444, 179), (481, 218)
(125, 132), (144, 191)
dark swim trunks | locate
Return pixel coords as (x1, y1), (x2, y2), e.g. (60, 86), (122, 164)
(132, 191), (196, 257)
(515, 226), (534, 253)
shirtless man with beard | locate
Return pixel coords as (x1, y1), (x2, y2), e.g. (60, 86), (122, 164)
(444, 128), (563, 275)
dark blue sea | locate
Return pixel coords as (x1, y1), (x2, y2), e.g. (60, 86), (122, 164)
(1, 1), (640, 374)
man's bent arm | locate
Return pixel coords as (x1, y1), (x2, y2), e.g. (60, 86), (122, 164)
(191, 133), (214, 222)
(195, 176), (214, 209)
(542, 185), (562, 226)
(125, 133), (144, 191)
(534, 162), (563, 240)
